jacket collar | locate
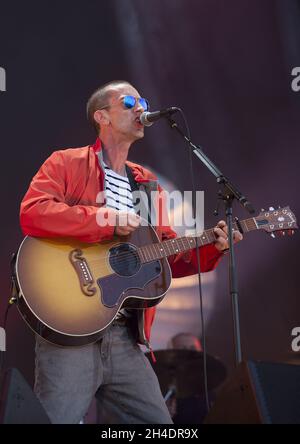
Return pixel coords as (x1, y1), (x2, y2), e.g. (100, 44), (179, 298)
(92, 138), (155, 184)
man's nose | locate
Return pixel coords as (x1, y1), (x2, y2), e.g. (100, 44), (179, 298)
(135, 106), (143, 114)
(135, 100), (144, 113)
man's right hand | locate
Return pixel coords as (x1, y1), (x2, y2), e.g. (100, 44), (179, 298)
(115, 211), (141, 236)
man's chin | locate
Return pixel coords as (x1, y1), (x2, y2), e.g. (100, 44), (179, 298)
(133, 129), (145, 141)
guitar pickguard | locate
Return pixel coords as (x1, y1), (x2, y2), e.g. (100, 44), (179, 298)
(98, 261), (162, 308)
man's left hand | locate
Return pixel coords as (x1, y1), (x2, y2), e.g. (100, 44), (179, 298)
(213, 220), (243, 252)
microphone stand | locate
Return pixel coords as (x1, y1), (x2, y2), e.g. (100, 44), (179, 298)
(0, 327), (6, 373)
(166, 117), (255, 366)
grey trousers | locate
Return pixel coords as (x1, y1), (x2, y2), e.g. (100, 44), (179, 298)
(34, 322), (173, 424)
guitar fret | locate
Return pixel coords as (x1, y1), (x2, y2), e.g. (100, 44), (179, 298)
(150, 245), (156, 260)
(173, 239), (179, 254)
(168, 239), (175, 255)
(236, 220), (249, 232)
(181, 237), (188, 251)
(141, 246), (147, 262)
(188, 237), (194, 249)
(159, 243), (166, 258)
(150, 244), (157, 260)
(155, 243), (163, 259)
(245, 218), (256, 231)
(179, 237), (186, 253)
(197, 234), (205, 245)
(170, 239), (177, 255)
(163, 240), (169, 257)
(151, 244), (158, 260)
(172, 238), (180, 254)
(146, 245), (153, 261)
(239, 220), (248, 233)
(144, 246), (152, 262)
(140, 246), (146, 261)
(152, 243), (159, 260)
(195, 229), (214, 246)
(166, 240), (173, 256)
(138, 248), (146, 263)
(233, 219), (248, 233)
(187, 237), (195, 249)
(136, 207), (297, 264)
(209, 229), (216, 243)
(180, 237), (187, 251)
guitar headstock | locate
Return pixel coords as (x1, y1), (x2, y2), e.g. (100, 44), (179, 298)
(255, 206), (298, 237)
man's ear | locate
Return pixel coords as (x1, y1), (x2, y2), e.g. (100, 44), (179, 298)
(94, 110), (110, 128)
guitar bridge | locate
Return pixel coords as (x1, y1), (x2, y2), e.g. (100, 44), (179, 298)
(69, 249), (96, 297)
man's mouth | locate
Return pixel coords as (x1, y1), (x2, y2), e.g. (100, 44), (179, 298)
(135, 117), (144, 128)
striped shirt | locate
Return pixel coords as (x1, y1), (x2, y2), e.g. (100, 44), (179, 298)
(103, 163), (135, 213)
(103, 162), (135, 319)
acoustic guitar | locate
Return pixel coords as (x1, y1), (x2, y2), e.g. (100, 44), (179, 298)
(13, 206), (297, 346)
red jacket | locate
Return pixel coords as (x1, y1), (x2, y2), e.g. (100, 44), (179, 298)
(20, 138), (223, 346)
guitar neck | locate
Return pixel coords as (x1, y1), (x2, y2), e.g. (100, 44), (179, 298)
(138, 217), (258, 263)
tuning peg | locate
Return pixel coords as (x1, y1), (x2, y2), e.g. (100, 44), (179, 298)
(269, 206), (275, 211)
(270, 233), (276, 238)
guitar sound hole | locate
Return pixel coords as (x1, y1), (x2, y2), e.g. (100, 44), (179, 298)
(109, 243), (141, 277)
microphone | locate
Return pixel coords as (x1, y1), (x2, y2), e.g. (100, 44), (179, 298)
(140, 107), (179, 127)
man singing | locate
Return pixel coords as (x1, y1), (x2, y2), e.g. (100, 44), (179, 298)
(20, 80), (242, 424)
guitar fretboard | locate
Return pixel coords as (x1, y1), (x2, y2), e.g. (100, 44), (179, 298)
(137, 217), (257, 263)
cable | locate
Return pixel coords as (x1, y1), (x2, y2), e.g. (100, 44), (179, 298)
(3, 303), (12, 331)
(176, 108), (211, 414)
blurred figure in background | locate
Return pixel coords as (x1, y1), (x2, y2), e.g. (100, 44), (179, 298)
(166, 332), (214, 424)
(168, 332), (202, 352)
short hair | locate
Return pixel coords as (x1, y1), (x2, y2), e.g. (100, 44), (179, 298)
(86, 80), (133, 134)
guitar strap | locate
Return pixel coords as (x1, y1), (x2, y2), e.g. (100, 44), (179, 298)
(125, 164), (140, 194)
(125, 165), (161, 344)
(125, 165), (158, 229)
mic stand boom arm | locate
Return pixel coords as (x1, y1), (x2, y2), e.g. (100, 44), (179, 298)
(167, 117), (255, 366)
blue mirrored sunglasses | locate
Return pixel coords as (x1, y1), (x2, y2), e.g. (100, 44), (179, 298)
(123, 95), (149, 111)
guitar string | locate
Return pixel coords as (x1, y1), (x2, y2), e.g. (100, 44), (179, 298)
(84, 220), (251, 266)
(65, 215), (287, 268)
(78, 215), (292, 268)
(70, 217), (291, 274)
(84, 230), (238, 268)
(60, 215), (288, 274)
(73, 223), (293, 278)
(85, 231), (218, 266)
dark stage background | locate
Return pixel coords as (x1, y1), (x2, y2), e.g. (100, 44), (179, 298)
(0, 0), (299, 387)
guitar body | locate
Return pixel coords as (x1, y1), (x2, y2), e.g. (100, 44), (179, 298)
(15, 223), (172, 346)
(14, 205), (297, 347)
